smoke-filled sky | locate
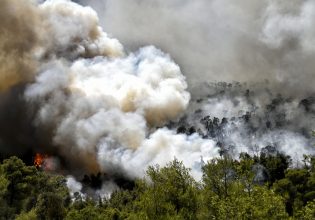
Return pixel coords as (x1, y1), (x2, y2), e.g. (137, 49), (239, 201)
(0, 0), (314, 195)
(78, 0), (315, 96)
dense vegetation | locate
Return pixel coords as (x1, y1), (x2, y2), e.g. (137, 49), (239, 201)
(1, 153), (315, 219)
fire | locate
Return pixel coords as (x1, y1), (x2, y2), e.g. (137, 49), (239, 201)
(34, 153), (59, 171)
(34, 153), (48, 168)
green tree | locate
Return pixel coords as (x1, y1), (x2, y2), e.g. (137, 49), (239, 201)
(202, 156), (236, 199)
(135, 159), (198, 220)
(15, 209), (37, 220)
(298, 199), (315, 220)
(35, 192), (66, 220)
(0, 156), (37, 219)
(257, 152), (291, 185)
(201, 156), (288, 219)
(0, 156), (70, 219)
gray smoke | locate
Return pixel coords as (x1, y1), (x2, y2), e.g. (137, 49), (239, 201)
(177, 82), (314, 164)
(79, 0), (315, 96)
(77, 0), (315, 169)
(0, 0), (314, 197)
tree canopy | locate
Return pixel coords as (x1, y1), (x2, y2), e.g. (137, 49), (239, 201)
(0, 154), (315, 219)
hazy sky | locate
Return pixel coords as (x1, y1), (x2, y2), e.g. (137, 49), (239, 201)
(75, 0), (315, 96)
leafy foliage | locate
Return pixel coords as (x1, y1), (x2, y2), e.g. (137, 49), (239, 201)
(0, 156), (69, 220)
(0, 154), (315, 219)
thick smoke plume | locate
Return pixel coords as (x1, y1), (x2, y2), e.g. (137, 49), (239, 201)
(0, 0), (40, 91)
(0, 0), (314, 196)
(0, 0), (210, 180)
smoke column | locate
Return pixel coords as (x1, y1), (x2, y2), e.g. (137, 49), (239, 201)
(0, 0), (215, 181)
(0, 0), (314, 195)
(0, 0), (41, 91)
(76, 0), (314, 161)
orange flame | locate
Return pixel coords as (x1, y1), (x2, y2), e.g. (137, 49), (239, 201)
(34, 153), (48, 168)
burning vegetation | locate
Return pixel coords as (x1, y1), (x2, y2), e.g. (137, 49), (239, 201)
(0, 1), (314, 219)
(34, 153), (47, 168)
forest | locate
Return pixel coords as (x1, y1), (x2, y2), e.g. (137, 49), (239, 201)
(1, 0), (315, 219)
(1, 151), (315, 220)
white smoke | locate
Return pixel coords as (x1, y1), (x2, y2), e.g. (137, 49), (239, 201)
(38, 0), (124, 59)
(1, 0), (314, 197)
(262, 0), (315, 51)
(26, 45), (196, 175)
(66, 176), (84, 198)
(96, 181), (119, 200)
(24, 0), (218, 186)
(97, 129), (218, 180)
(183, 84), (315, 165)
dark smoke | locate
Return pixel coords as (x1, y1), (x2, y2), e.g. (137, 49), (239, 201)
(0, 0), (314, 197)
